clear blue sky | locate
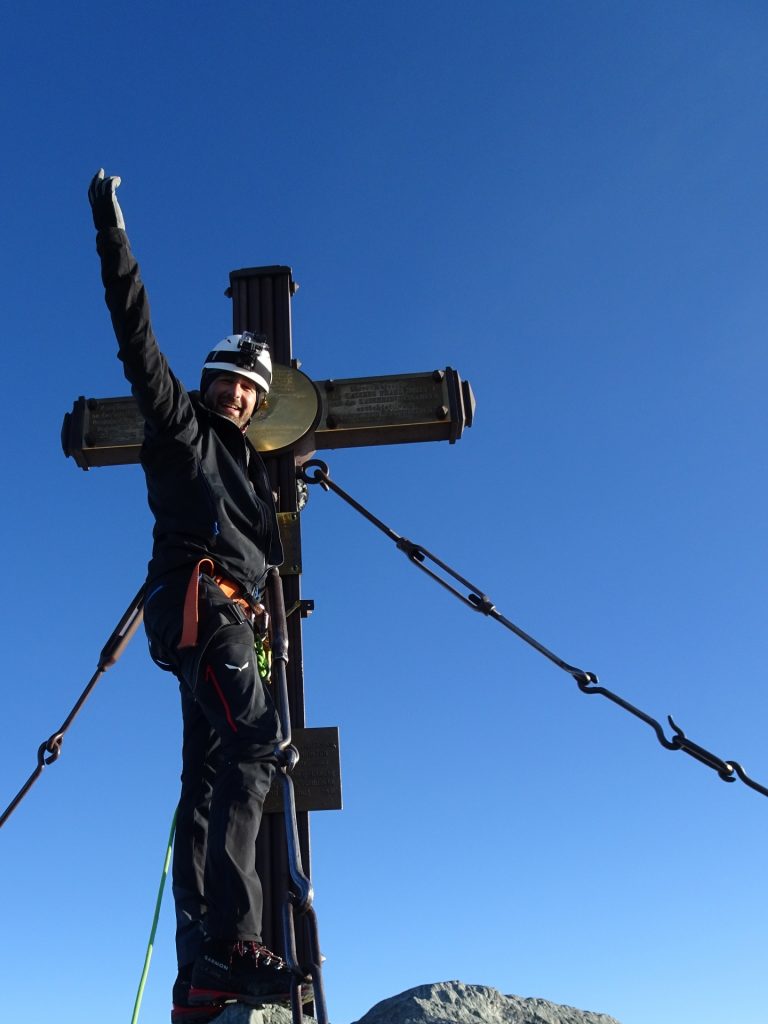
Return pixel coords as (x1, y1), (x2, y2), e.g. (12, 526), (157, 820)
(2, 3), (768, 1023)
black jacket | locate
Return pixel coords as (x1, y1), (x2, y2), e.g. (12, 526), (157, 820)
(96, 227), (283, 592)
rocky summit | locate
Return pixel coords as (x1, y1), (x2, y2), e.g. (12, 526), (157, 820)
(352, 982), (622, 1024)
(209, 980), (622, 1024)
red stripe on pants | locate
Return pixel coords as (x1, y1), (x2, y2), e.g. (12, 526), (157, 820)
(204, 663), (239, 733)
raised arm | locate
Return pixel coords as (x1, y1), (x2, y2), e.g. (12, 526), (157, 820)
(89, 169), (193, 436)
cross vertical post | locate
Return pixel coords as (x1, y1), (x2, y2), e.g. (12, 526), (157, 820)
(227, 265), (311, 960)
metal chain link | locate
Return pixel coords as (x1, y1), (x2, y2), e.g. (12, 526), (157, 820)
(299, 459), (768, 801)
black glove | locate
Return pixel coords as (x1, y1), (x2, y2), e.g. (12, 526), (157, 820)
(88, 168), (125, 231)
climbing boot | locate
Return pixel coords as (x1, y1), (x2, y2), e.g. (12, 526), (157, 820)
(171, 963), (228, 1023)
(189, 939), (293, 1006)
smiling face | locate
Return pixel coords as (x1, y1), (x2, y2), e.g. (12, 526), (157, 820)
(203, 371), (263, 430)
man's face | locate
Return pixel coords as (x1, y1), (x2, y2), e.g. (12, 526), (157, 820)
(204, 372), (262, 429)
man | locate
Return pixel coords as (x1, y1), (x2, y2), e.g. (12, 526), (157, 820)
(88, 170), (291, 1022)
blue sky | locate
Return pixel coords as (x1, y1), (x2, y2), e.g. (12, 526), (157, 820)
(2, 3), (768, 1023)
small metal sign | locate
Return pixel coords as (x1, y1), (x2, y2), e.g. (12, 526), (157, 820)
(263, 726), (342, 815)
(277, 512), (302, 575)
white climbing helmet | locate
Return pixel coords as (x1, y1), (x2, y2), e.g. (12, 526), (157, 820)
(201, 332), (273, 394)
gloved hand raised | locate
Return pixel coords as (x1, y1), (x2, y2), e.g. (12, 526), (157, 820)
(88, 168), (125, 231)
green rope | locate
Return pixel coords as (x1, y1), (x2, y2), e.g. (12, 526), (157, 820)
(130, 808), (177, 1024)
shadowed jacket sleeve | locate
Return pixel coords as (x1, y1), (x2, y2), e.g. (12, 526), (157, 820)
(95, 227), (194, 438)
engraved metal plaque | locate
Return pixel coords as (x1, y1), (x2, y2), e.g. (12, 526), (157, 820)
(326, 374), (442, 425)
(263, 726), (342, 814)
(312, 368), (475, 449)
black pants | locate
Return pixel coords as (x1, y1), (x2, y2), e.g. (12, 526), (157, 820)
(144, 572), (280, 967)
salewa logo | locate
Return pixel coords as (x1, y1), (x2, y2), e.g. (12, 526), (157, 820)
(204, 954), (229, 972)
(225, 661), (249, 673)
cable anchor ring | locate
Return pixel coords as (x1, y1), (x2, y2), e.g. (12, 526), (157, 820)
(298, 459), (330, 485)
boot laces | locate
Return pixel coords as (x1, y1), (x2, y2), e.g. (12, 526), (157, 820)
(234, 941), (286, 970)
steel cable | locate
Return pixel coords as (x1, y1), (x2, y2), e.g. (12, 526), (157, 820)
(299, 459), (768, 801)
(0, 586), (146, 829)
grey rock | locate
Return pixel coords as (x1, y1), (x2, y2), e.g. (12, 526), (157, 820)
(207, 981), (621, 1024)
(212, 1006), (265, 1024)
(351, 981), (622, 1024)
(261, 1006), (309, 1024)
(214, 1005), (308, 1023)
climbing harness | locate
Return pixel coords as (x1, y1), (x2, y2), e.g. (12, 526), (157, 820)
(0, 585), (146, 829)
(299, 458), (768, 802)
(180, 557), (268, 648)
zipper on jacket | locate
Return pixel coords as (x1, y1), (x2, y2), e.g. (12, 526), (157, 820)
(196, 454), (221, 544)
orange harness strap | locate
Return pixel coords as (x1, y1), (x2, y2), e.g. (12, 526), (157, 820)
(178, 559), (258, 649)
